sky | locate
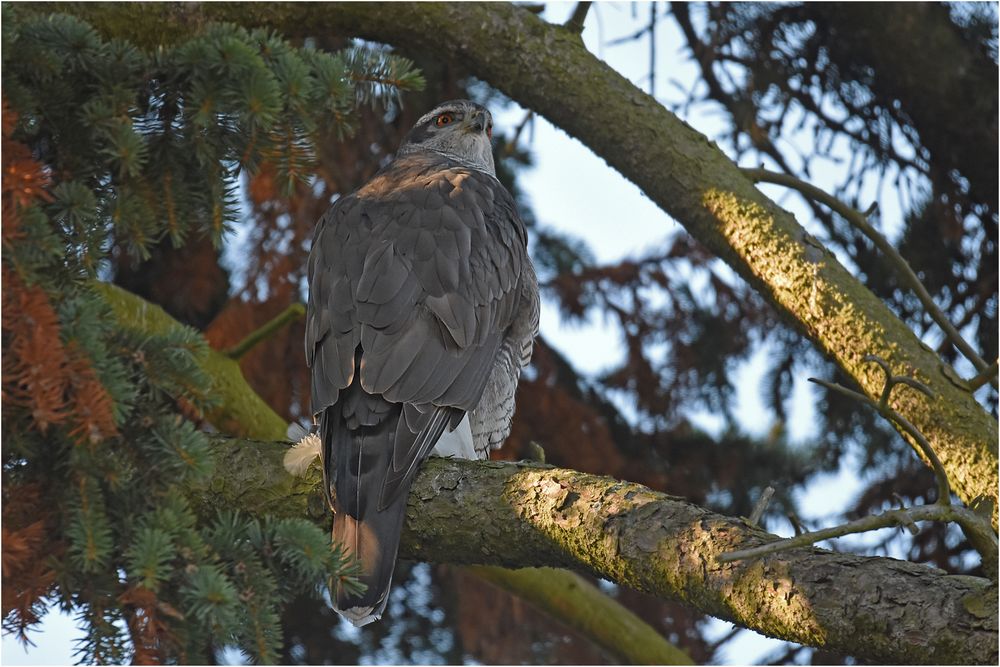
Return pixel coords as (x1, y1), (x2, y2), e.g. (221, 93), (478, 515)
(3, 3), (929, 665)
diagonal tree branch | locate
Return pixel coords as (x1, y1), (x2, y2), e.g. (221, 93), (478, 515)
(741, 167), (990, 376)
(63, 0), (996, 527)
(225, 302), (305, 360)
(468, 565), (695, 665)
(197, 436), (998, 665)
(94, 281), (996, 663)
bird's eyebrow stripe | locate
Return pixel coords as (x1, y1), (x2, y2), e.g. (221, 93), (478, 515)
(423, 109), (464, 124)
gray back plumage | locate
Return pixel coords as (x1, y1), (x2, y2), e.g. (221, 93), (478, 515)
(305, 142), (539, 624)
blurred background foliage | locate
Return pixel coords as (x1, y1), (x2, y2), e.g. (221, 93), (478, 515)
(2, 2), (996, 665)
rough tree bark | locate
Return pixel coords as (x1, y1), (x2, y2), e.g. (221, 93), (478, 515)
(48, 1), (997, 660)
(60, 0), (998, 527)
(96, 283), (690, 665)
(97, 282), (998, 664)
(197, 436), (998, 666)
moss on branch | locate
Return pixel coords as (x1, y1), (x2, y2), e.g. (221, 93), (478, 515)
(94, 282), (289, 441)
(62, 0), (997, 530)
(200, 437), (998, 666)
(96, 283), (687, 664)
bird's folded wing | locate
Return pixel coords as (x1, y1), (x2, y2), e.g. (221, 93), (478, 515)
(305, 154), (530, 503)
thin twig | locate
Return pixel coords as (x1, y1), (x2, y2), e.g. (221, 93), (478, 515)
(967, 359), (999, 391)
(787, 512), (805, 537)
(648, 2), (656, 97)
(742, 167), (989, 375)
(804, 363), (996, 574)
(564, 2), (592, 34)
(504, 110), (534, 157)
(225, 303), (306, 360)
(810, 375), (951, 506)
(748, 486), (775, 526)
(718, 503), (997, 573)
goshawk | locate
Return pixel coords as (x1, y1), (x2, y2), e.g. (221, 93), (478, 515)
(305, 100), (539, 626)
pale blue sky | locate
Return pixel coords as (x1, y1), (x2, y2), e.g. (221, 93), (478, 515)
(3, 3), (938, 665)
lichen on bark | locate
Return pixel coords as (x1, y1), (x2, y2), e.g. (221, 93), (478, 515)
(62, 0), (999, 531)
(199, 440), (998, 665)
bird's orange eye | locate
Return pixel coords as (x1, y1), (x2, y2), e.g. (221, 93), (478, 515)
(486, 124), (493, 139)
(435, 113), (455, 127)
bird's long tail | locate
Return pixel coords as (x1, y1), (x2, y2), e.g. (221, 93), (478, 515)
(321, 383), (456, 626)
(330, 496), (405, 625)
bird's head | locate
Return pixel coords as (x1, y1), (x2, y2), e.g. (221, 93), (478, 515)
(398, 100), (495, 175)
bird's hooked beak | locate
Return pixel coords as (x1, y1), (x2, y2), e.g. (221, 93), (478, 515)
(465, 110), (488, 135)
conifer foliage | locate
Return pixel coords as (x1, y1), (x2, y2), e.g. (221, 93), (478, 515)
(1, 9), (423, 663)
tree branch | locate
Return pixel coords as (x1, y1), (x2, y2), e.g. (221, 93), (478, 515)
(467, 565), (694, 665)
(718, 503), (998, 577)
(742, 167), (990, 376)
(969, 359), (1000, 392)
(64, 0), (998, 531)
(91, 284), (685, 663)
(812, 357), (951, 506)
(225, 302), (305, 360)
(198, 437), (998, 665)
(563, 2), (592, 35)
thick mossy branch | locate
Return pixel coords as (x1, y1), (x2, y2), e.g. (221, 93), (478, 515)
(95, 283), (691, 664)
(467, 566), (694, 665)
(63, 0), (998, 528)
(200, 438), (691, 665)
(94, 283), (289, 441)
(200, 438), (997, 666)
(742, 167), (989, 376)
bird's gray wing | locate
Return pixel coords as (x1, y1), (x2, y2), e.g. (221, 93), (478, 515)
(305, 154), (530, 621)
(306, 155), (527, 497)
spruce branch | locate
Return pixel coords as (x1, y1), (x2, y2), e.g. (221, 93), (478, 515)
(92, 282), (288, 441)
(224, 302), (305, 360)
(742, 167), (991, 377)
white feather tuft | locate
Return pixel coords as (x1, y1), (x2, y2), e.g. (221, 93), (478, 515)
(431, 414), (477, 459)
(283, 432), (322, 476)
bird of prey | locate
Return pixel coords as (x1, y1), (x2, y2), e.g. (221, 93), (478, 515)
(305, 100), (539, 626)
